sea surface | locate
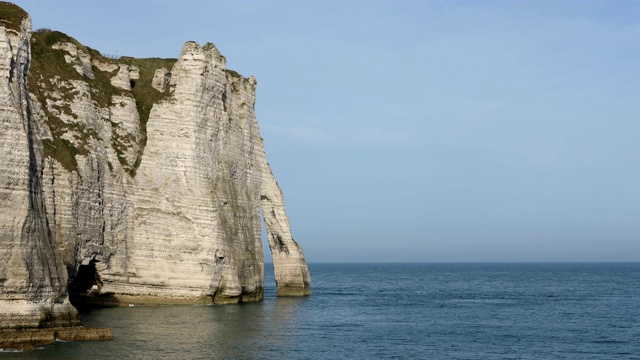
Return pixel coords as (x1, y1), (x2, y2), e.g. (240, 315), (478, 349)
(2, 263), (639, 359)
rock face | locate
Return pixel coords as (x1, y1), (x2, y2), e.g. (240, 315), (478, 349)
(0, 3), (81, 330)
(0, 327), (113, 350)
(0, 1), (310, 333)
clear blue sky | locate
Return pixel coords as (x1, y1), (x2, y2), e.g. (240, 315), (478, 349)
(14, 0), (640, 262)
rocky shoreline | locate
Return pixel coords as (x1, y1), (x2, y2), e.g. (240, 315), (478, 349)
(0, 327), (113, 351)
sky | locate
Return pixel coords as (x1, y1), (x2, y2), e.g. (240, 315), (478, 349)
(12, 0), (640, 262)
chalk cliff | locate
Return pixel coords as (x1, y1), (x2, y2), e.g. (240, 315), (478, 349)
(0, 1), (310, 339)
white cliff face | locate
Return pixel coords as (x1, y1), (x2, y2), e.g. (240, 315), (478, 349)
(120, 42), (266, 303)
(151, 67), (170, 92)
(260, 161), (312, 296)
(52, 42), (94, 79)
(0, 2), (309, 329)
(0, 11), (81, 329)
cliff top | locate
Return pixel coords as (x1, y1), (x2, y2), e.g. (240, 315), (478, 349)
(2, 2), (253, 176)
(0, 1), (26, 32)
(26, 27), (178, 174)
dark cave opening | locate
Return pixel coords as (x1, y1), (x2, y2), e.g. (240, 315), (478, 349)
(68, 260), (104, 309)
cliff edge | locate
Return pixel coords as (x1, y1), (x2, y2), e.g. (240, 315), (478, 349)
(0, 1), (310, 345)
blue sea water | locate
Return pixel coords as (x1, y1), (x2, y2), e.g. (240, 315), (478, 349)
(2, 263), (639, 359)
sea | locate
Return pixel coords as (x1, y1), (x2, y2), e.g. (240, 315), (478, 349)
(1, 263), (639, 359)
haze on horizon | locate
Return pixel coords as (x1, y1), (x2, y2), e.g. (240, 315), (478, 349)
(14, 0), (640, 263)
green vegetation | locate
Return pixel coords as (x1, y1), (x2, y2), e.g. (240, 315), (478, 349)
(28, 28), (177, 176)
(36, 28), (74, 46)
(30, 31), (89, 172)
(0, 1), (27, 32)
(42, 137), (87, 173)
(29, 31), (83, 91)
(119, 57), (176, 175)
(225, 69), (256, 95)
(29, 31), (96, 173)
(224, 69), (242, 79)
(226, 69), (257, 93)
(120, 57), (176, 122)
(225, 69), (242, 95)
(30, 30), (128, 107)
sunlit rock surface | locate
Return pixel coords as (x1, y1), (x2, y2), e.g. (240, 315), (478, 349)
(0, 1), (310, 337)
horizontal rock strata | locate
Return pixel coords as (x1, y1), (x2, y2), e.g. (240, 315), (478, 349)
(0, 1), (310, 347)
(0, 327), (113, 351)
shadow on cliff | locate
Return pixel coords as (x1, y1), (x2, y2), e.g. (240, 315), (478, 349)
(68, 261), (121, 309)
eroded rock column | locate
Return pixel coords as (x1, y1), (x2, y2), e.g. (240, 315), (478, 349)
(260, 163), (311, 296)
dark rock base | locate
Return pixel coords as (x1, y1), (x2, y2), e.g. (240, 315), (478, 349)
(0, 327), (113, 351)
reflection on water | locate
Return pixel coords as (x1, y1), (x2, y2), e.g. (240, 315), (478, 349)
(4, 263), (639, 359)
(4, 264), (312, 359)
(4, 297), (309, 360)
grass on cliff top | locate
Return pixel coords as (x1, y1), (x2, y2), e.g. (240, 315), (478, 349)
(118, 57), (176, 175)
(29, 31), (84, 86)
(118, 57), (176, 124)
(28, 29), (178, 176)
(29, 31), (90, 173)
(30, 30), (126, 173)
(30, 30), (129, 173)
(29, 29), (128, 110)
(0, 2), (27, 32)
(31, 31), (129, 109)
(225, 69), (242, 79)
